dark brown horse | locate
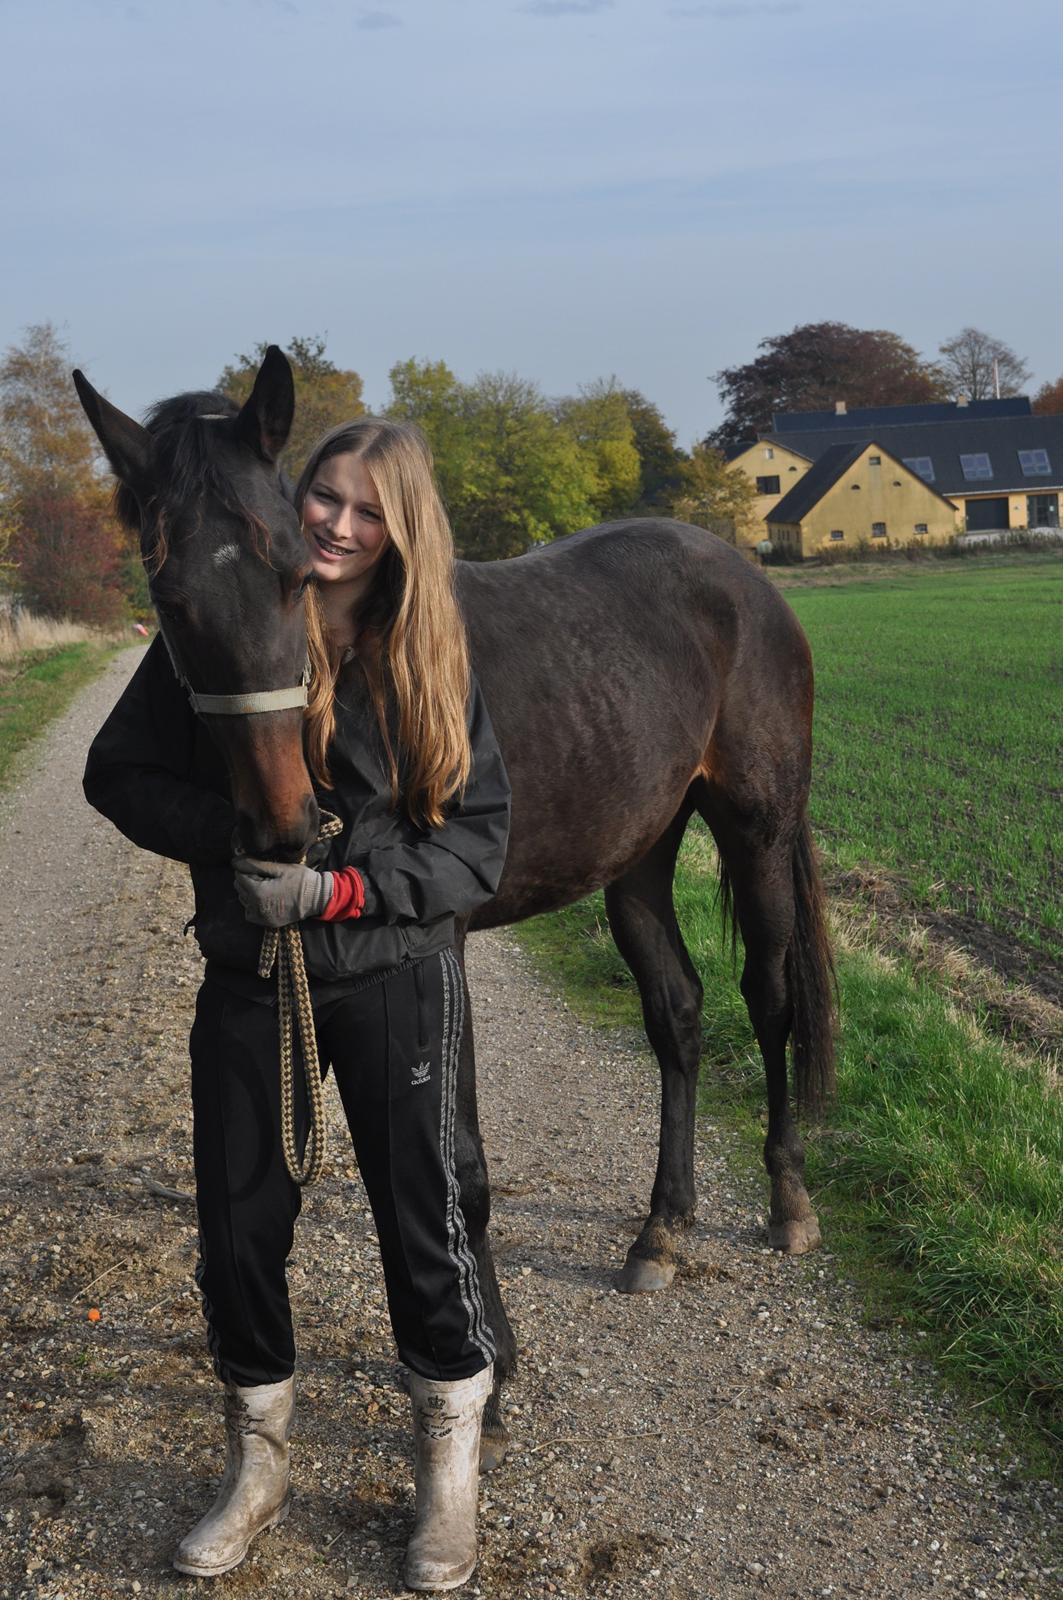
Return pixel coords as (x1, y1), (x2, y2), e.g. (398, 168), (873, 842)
(74, 348), (835, 1467)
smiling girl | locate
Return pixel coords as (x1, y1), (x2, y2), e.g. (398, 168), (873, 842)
(84, 416), (511, 1590)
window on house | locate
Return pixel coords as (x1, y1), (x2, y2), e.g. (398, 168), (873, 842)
(764, 447), (775, 459)
(1019, 449), (1051, 476)
(903, 456), (935, 482)
(868, 455), (882, 466)
(829, 529), (844, 541)
(756, 475), (780, 495)
(871, 522), (887, 538)
(960, 453), (993, 481)
(914, 523), (928, 534)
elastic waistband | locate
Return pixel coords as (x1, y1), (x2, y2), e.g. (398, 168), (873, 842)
(203, 954), (428, 1005)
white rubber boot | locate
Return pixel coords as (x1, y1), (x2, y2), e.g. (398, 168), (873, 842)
(172, 1376), (294, 1578)
(403, 1363), (493, 1592)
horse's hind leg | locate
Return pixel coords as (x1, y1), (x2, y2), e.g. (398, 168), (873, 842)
(606, 802), (705, 1294)
(705, 808), (822, 1254)
(450, 933), (518, 1471)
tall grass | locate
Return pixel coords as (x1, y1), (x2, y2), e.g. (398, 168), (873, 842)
(0, 609), (107, 663)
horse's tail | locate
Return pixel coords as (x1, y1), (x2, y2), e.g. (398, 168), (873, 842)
(715, 816), (836, 1117)
(786, 817), (837, 1117)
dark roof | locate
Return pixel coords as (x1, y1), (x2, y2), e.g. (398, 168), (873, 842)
(766, 442), (867, 524)
(772, 397), (1031, 432)
(759, 413), (1063, 497)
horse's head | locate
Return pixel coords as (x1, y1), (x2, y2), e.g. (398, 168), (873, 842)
(74, 348), (319, 861)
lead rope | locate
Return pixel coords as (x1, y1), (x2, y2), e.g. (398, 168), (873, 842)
(257, 810), (344, 1187)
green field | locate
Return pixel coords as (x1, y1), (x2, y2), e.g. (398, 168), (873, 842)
(783, 557), (1063, 963)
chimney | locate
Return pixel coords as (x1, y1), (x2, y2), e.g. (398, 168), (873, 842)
(834, 400), (847, 415)
(956, 395), (969, 408)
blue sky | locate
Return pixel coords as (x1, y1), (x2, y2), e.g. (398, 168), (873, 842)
(3, 0), (1061, 446)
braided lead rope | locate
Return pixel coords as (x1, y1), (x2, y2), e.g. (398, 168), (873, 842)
(257, 811), (344, 1187)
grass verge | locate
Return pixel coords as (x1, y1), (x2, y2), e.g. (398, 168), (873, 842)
(514, 820), (1063, 1471)
(0, 641), (121, 791)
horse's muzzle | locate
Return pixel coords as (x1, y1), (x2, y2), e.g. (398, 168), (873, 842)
(235, 792), (321, 864)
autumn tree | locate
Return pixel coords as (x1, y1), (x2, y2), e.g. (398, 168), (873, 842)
(456, 373), (599, 559)
(709, 321), (946, 451)
(217, 334), (364, 480)
(554, 380), (640, 519)
(1032, 375), (1063, 414)
(936, 327), (1031, 401)
(673, 444), (759, 547)
(0, 322), (102, 510)
(619, 389), (687, 513)
(0, 322), (134, 622)
(387, 361), (601, 559)
(13, 488), (126, 625)
(387, 357), (479, 519)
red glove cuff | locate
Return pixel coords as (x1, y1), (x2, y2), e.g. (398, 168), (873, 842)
(319, 866), (366, 922)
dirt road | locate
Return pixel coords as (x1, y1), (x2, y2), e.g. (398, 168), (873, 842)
(0, 650), (1058, 1599)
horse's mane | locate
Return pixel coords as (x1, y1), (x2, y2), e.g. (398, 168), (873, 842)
(114, 391), (272, 573)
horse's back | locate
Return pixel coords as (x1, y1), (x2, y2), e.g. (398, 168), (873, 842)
(457, 517), (774, 614)
(458, 520), (810, 925)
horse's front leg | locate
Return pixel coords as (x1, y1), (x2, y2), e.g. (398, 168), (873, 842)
(604, 812), (704, 1293)
(450, 937), (517, 1472)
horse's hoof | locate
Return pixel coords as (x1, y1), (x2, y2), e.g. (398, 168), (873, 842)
(479, 1428), (510, 1474)
(615, 1255), (676, 1294)
(768, 1215), (821, 1255)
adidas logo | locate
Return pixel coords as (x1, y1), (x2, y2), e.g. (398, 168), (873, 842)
(411, 1061), (431, 1086)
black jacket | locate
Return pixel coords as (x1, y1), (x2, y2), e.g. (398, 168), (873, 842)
(83, 638), (511, 983)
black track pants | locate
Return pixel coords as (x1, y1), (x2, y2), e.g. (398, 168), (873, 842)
(189, 949), (495, 1387)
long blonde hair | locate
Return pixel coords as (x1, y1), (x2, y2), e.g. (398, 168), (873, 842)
(297, 419), (471, 828)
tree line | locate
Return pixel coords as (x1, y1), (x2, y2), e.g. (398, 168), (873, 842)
(2, 319), (1060, 624)
(708, 322), (1061, 451)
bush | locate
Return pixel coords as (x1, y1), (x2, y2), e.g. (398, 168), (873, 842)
(761, 543), (800, 566)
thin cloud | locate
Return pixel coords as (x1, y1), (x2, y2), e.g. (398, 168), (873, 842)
(670, 2), (801, 16)
(519, 1), (614, 17)
(357, 8), (402, 28)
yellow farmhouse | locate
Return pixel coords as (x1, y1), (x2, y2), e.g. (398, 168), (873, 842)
(725, 397), (1063, 557)
(728, 438), (813, 532)
(765, 441), (959, 558)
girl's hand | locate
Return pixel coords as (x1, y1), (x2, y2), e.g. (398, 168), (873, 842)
(232, 858), (334, 927)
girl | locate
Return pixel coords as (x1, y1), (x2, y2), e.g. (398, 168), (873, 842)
(83, 418), (511, 1591)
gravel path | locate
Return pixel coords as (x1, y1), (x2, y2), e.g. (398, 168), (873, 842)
(0, 650), (1058, 1600)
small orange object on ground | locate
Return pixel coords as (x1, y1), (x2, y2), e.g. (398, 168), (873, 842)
(87, 1307), (101, 1322)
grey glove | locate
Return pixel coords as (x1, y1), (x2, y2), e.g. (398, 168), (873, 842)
(232, 857), (334, 927)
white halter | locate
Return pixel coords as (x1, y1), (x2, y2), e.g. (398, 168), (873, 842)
(158, 624), (309, 716)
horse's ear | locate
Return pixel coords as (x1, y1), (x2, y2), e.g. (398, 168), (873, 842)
(72, 370), (153, 495)
(235, 345), (295, 463)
